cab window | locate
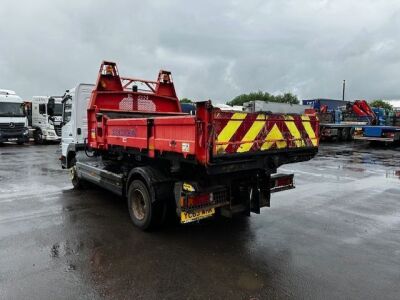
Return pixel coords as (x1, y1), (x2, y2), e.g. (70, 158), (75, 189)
(63, 97), (72, 123)
(39, 104), (46, 114)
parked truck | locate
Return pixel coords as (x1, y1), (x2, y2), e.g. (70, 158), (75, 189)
(303, 98), (376, 141)
(63, 61), (319, 230)
(352, 106), (400, 144)
(353, 125), (400, 143)
(28, 96), (64, 143)
(0, 89), (29, 145)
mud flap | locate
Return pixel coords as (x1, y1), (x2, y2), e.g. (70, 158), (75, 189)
(250, 182), (261, 214)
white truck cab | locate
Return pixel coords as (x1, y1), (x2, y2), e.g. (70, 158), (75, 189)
(0, 89), (29, 144)
(30, 96), (63, 143)
(60, 84), (94, 168)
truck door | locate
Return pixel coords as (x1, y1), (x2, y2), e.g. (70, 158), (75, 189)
(61, 94), (74, 158)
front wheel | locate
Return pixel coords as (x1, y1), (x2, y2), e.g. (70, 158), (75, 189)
(127, 180), (165, 231)
(33, 130), (44, 145)
(69, 157), (86, 189)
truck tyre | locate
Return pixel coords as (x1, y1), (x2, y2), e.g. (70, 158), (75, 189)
(342, 128), (350, 141)
(69, 157), (87, 189)
(127, 180), (163, 231)
(348, 128), (355, 141)
(336, 128), (343, 141)
(33, 129), (44, 145)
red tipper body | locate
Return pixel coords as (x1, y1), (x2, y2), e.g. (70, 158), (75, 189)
(88, 61), (319, 167)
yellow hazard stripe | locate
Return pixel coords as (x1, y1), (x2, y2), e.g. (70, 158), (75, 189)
(261, 124), (287, 150)
(237, 114), (266, 153)
(216, 113), (247, 152)
(285, 116), (304, 147)
(301, 115), (318, 146)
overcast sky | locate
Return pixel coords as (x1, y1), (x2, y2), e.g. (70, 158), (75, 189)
(1, 0), (400, 103)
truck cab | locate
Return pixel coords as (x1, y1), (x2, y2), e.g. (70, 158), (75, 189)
(0, 89), (29, 145)
(30, 96), (63, 143)
(60, 84), (94, 168)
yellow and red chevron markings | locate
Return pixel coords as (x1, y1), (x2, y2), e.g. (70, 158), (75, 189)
(214, 111), (319, 155)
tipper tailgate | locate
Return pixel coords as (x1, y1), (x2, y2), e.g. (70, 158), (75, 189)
(212, 110), (319, 156)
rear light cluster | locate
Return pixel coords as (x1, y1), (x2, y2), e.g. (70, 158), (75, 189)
(383, 132), (394, 138)
(270, 173), (295, 193)
(179, 189), (228, 211)
(274, 177), (293, 188)
(180, 193), (211, 208)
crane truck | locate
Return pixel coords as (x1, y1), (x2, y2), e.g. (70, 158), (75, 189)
(303, 99), (376, 141)
(63, 61), (319, 230)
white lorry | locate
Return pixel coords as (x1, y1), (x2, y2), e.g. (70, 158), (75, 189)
(60, 84), (94, 168)
(0, 89), (29, 145)
(30, 96), (63, 143)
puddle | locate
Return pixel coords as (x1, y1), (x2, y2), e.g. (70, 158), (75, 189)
(386, 170), (400, 179)
(340, 166), (366, 173)
(66, 264), (76, 271)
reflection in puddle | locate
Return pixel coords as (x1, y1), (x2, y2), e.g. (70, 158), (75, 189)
(386, 170), (400, 179)
(340, 166), (366, 173)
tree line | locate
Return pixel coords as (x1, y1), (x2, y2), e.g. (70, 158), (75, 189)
(179, 91), (300, 105)
(180, 94), (394, 111)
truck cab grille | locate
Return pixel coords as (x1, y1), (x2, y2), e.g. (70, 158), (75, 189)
(0, 122), (25, 133)
(54, 125), (62, 137)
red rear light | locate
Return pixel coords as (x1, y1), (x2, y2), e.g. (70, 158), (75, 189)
(384, 132), (394, 138)
(275, 177), (293, 188)
(187, 193), (210, 207)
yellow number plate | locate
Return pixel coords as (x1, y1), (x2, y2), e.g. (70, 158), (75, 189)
(180, 208), (215, 224)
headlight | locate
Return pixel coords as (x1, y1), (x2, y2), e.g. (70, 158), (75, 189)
(23, 128), (29, 135)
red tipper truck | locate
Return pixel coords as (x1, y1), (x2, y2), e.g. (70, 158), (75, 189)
(68, 61), (319, 230)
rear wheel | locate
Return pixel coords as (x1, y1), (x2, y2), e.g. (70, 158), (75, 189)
(348, 128), (355, 141)
(342, 128), (350, 141)
(127, 180), (165, 230)
(336, 128), (343, 141)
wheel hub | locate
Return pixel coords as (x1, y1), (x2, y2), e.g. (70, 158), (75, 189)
(69, 166), (77, 180)
(132, 189), (146, 221)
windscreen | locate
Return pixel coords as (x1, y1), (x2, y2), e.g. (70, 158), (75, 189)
(0, 102), (25, 117)
(53, 103), (63, 116)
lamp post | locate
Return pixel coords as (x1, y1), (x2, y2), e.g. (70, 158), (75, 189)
(342, 80), (346, 101)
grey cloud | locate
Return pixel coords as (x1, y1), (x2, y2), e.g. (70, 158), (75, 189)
(1, 0), (400, 102)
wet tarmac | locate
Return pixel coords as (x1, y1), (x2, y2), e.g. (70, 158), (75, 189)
(0, 142), (399, 299)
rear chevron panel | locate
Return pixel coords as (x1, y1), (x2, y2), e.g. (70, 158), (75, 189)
(213, 111), (319, 155)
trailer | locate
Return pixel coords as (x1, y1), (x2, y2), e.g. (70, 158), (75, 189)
(64, 61), (319, 230)
(353, 125), (400, 143)
(303, 99), (376, 141)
